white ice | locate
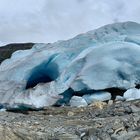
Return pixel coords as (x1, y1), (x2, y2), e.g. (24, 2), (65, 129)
(0, 22), (140, 109)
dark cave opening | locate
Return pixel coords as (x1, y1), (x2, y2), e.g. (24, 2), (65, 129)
(135, 84), (140, 89)
(104, 88), (126, 100)
(54, 88), (75, 107)
(26, 58), (59, 89)
(53, 87), (127, 106)
(73, 88), (126, 100)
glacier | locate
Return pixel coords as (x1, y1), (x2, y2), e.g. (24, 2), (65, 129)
(0, 21), (140, 109)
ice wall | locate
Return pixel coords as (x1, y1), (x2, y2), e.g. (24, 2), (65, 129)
(0, 22), (140, 109)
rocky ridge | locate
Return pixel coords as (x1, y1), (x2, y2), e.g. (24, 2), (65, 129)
(0, 43), (33, 63)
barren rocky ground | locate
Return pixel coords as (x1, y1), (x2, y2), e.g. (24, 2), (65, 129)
(0, 100), (139, 140)
(0, 44), (139, 140)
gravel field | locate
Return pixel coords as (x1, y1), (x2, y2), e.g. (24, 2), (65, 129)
(0, 100), (139, 140)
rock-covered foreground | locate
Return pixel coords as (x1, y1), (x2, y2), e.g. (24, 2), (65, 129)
(0, 22), (140, 109)
(0, 100), (139, 140)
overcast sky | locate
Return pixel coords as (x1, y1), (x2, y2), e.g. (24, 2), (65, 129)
(0, 0), (140, 45)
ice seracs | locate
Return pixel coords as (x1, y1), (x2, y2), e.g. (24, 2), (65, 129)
(0, 22), (140, 109)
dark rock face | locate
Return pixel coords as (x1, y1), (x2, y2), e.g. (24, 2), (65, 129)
(0, 43), (34, 63)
